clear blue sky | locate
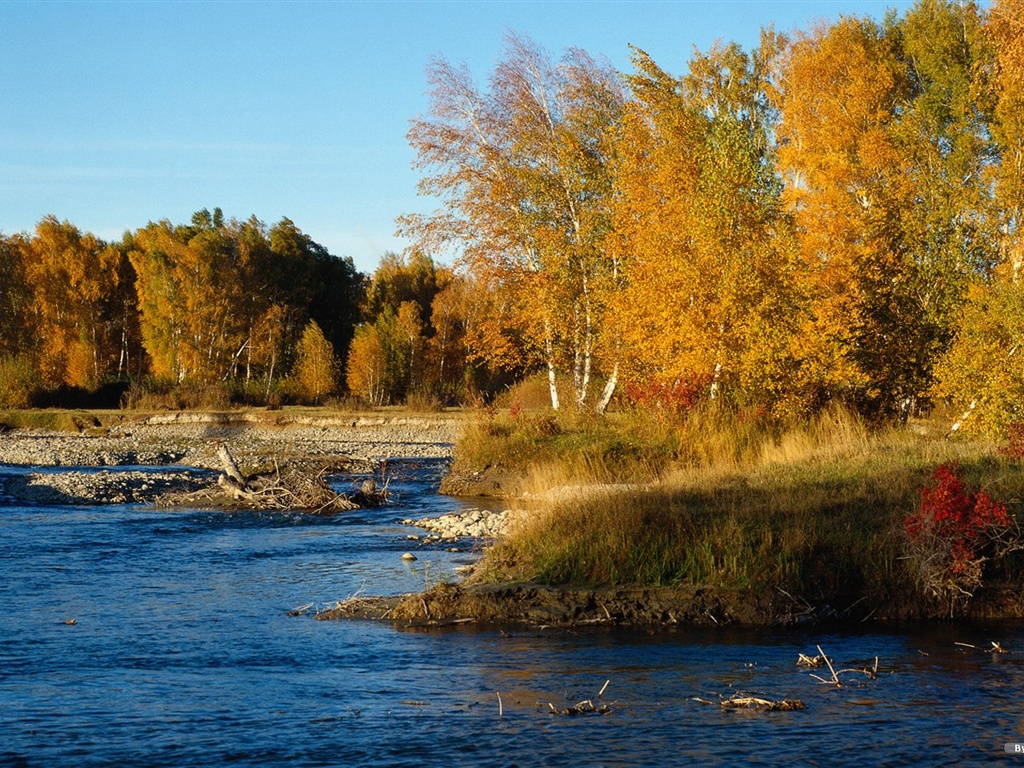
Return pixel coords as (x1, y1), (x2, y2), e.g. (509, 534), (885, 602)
(1, 0), (916, 274)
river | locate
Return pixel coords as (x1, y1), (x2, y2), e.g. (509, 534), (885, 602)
(2, 458), (1023, 766)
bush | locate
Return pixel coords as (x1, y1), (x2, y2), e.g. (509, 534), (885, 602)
(903, 462), (1021, 615)
(1000, 423), (1024, 461)
(622, 374), (714, 418)
(493, 374), (566, 411)
(0, 355), (39, 409)
(120, 378), (234, 410)
(405, 390), (444, 413)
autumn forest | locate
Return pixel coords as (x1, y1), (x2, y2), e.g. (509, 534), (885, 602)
(2, 0), (1022, 436)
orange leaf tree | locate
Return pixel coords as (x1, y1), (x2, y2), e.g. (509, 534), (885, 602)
(775, 2), (997, 417)
(401, 33), (625, 411)
(611, 36), (805, 414)
(22, 216), (127, 388)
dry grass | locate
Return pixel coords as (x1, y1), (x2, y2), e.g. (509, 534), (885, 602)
(465, 405), (1024, 604)
(0, 409), (104, 433)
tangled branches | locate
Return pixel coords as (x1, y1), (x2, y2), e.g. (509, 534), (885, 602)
(162, 443), (387, 513)
(903, 462), (1024, 615)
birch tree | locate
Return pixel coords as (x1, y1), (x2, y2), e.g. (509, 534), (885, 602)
(612, 37), (803, 413)
(931, 0), (1024, 435)
(400, 32), (624, 411)
(292, 320), (338, 403)
(775, 3), (995, 416)
(23, 216), (126, 388)
(987, 0), (1024, 272)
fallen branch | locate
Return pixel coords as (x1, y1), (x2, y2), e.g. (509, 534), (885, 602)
(695, 694), (805, 712)
(162, 443), (387, 513)
(548, 699), (612, 716)
(955, 641), (1008, 654)
(808, 645), (881, 685)
(813, 644), (842, 687)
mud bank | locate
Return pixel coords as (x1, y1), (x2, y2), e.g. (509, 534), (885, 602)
(318, 579), (1024, 628)
(320, 583), (816, 627)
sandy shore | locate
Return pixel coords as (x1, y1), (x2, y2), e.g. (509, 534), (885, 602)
(0, 411), (464, 505)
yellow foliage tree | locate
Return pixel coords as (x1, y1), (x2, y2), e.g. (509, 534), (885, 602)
(22, 216), (124, 388)
(934, 279), (1024, 436)
(774, 16), (910, 411)
(293, 320), (338, 404)
(345, 324), (386, 406)
(775, 3), (996, 416)
(401, 33), (624, 411)
(611, 37), (804, 413)
(987, 0), (1024, 274)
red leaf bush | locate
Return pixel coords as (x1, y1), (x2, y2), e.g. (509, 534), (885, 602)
(624, 374), (714, 417)
(999, 423), (1024, 461)
(904, 462), (1018, 614)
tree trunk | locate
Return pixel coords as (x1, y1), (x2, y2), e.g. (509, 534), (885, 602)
(596, 358), (618, 415)
(572, 291), (593, 410)
(545, 320), (560, 411)
(217, 443), (249, 487)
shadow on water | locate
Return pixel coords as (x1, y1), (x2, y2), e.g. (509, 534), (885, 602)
(2, 458), (1024, 766)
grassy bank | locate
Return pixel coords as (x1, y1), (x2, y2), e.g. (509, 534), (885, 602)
(456, 406), (1024, 617)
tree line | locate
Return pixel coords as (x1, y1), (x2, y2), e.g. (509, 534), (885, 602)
(2, 0), (1022, 434)
(0, 208), (509, 410)
(400, 0), (1024, 434)
(0, 209), (364, 408)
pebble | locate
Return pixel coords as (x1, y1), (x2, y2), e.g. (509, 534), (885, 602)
(0, 417), (460, 469)
(402, 508), (513, 540)
(0, 416), (462, 506)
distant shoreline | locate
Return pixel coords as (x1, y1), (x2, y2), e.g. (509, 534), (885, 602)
(0, 409), (462, 506)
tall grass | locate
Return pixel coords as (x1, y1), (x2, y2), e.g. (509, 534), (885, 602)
(0, 409), (101, 433)
(461, 404), (1024, 605)
(453, 407), (683, 485)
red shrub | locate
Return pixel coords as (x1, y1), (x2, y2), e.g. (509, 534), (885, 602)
(624, 374), (714, 417)
(999, 423), (1024, 461)
(508, 398), (523, 421)
(904, 462), (1015, 612)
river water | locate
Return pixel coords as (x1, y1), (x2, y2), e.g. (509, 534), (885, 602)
(2, 458), (1024, 766)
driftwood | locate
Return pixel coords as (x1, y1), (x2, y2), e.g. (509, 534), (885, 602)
(797, 653), (828, 668)
(548, 699), (613, 716)
(162, 443), (388, 513)
(547, 680), (614, 716)
(718, 694), (805, 712)
(694, 693), (805, 712)
(806, 645), (880, 686)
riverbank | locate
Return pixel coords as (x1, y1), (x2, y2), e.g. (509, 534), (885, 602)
(7, 405), (1024, 627)
(340, 406), (1024, 627)
(323, 577), (1024, 628)
(0, 409), (463, 505)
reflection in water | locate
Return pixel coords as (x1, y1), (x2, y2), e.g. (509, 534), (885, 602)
(1, 458), (1024, 766)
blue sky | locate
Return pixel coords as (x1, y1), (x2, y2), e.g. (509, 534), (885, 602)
(1, 0), (916, 273)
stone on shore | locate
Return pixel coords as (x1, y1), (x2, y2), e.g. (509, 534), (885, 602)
(401, 508), (513, 539)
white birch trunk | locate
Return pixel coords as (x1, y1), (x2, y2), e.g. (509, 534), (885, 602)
(544, 320), (560, 411)
(575, 274), (593, 410)
(596, 358), (618, 415)
(709, 361), (723, 400)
